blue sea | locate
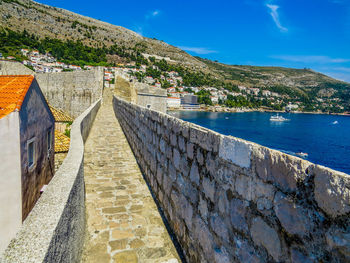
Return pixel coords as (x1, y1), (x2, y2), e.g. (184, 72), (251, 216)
(171, 111), (350, 175)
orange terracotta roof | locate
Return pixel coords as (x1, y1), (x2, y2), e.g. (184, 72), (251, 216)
(54, 130), (70, 153)
(49, 105), (73, 122)
(0, 75), (34, 119)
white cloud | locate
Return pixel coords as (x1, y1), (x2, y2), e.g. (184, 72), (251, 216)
(272, 55), (350, 64)
(178, 46), (218, 55)
(266, 4), (288, 32)
(146, 10), (160, 20)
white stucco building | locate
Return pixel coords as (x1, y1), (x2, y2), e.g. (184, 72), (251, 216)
(0, 75), (55, 253)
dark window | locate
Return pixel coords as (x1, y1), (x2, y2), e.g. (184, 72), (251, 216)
(28, 140), (35, 168)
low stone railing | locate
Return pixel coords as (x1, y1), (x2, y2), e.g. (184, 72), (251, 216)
(0, 99), (101, 263)
(113, 96), (350, 263)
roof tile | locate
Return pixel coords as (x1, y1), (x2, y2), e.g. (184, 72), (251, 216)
(0, 75), (34, 119)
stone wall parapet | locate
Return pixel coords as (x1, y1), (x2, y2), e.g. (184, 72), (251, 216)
(1, 99), (101, 263)
(113, 95), (350, 263)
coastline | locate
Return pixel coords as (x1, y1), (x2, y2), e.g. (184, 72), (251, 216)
(168, 107), (350, 116)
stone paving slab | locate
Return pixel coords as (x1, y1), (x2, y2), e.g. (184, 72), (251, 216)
(81, 90), (180, 263)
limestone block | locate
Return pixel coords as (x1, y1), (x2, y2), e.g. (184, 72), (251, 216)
(187, 142), (194, 160)
(196, 148), (204, 166)
(314, 165), (350, 217)
(230, 198), (248, 233)
(256, 198), (273, 211)
(170, 133), (177, 147)
(219, 136), (252, 169)
(206, 153), (217, 177)
(181, 196), (193, 229)
(213, 247), (231, 263)
(199, 195), (209, 221)
(290, 249), (315, 263)
(178, 136), (186, 153)
(173, 148), (181, 170)
(274, 192), (313, 236)
(235, 174), (253, 201)
(254, 146), (311, 192)
(210, 213), (229, 242)
(190, 161), (200, 186)
(203, 177), (215, 202)
(326, 228), (350, 258)
(193, 216), (215, 260)
(251, 217), (282, 261)
(234, 237), (264, 263)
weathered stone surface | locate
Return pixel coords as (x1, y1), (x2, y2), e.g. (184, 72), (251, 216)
(199, 195), (209, 221)
(190, 161), (200, 186)
(254, 146), (310, 192)
(290, 249), (314, 263)
(114, 95), (350, 263)
(251, 217), (282, 261)
(210, 213), (229, 242)
(234, 237), (263, 263)
(219, 136), (252, 168)
(187, 142), (194, 160)
(230, 198), (248, 232)
(314, 165), (350, 217)
(173, 148), (181, 170)
(203, 177), (215, 202)
(193, 216), (214, 258)
(274, 192), (313, 236)
(81, 91), (180, 263)
(326, 228), (350, 258)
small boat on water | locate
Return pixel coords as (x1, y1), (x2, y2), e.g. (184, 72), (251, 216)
(270, 114), (289, 122)
(296, 152), (308, 158)
(332, 120), (339, 125)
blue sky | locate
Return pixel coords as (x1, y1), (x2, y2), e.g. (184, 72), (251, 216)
(37, 0), (350, 82)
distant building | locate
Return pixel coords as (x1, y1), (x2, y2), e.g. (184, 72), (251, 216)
(181, 94), (200, 109)
(285, 103), (299, 112)
(0, 75), (55, 253)
(167, 97), (181, 109)
(210, 96), (219, 104)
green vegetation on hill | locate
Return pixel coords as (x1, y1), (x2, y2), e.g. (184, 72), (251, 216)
(0, 27), (149, 67)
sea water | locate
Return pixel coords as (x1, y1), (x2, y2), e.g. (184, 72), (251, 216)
(171, 111), (350, 174)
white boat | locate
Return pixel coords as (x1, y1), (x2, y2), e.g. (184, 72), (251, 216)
(332, 121), (338, 125)
(270, 114), (289, 122)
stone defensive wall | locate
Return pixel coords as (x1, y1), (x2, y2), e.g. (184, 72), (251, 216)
(36, 68), (104, 118)
(113, 96), (350, 263)
(0, 61), (104, 118)
(0, 100), (101, 263)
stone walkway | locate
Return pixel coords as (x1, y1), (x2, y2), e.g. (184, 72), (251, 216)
(81, 90), (180, 263)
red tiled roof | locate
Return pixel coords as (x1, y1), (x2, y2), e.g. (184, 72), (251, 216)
(0, 75), (34, 119)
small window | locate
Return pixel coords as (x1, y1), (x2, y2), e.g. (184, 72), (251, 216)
(47, 129), (52, 152)
(146, 104), (151, 109)
(28, 139), (35, 168)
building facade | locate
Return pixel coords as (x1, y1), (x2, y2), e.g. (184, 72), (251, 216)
(0, 75), (55, 253)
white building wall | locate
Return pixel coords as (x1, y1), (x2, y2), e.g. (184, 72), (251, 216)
(0, 112), (22, 254)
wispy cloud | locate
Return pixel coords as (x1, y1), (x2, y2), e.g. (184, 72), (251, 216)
(133, 10), (161, 36)
(146, 10), (160, 20)
(178, 46), (218, 55)
(272, 55), (350, 64)
(266, 4), (288, 32)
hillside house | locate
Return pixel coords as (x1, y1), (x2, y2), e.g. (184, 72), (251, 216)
(0, 75), (55, 253)
(167, 97), (181, 109)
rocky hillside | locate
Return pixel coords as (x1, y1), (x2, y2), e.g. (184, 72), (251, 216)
(0, 0), (206, 69)
(198, 58), (350, 99)
(1, 0), (349, 101)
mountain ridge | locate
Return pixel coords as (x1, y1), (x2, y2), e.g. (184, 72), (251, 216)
(0, 0), (349, 110)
